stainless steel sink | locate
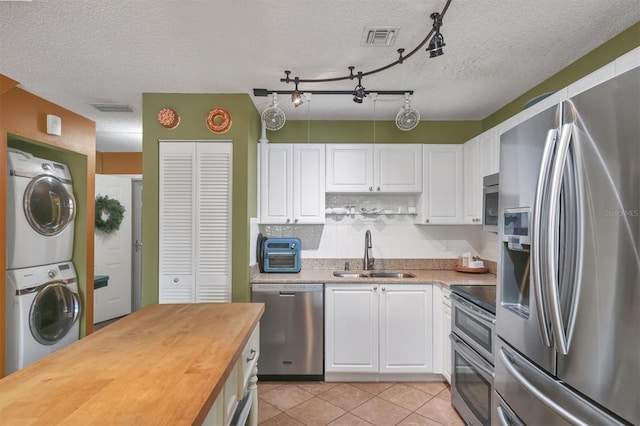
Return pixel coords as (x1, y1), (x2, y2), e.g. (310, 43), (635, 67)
(369, 271), (416, 278)
(332, 271), (416, 278)
(332, 272), (371, 278)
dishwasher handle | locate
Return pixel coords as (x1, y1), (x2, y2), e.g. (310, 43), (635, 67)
(279, 291), (296, 296)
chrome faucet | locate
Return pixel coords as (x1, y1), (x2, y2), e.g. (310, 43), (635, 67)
(363, 229), (375, 270)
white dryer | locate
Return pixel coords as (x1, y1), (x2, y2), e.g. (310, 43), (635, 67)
(6, 148), (76, 269)
(5, 261), (81, 375)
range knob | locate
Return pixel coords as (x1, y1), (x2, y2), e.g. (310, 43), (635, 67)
(48, 269), (57, 279)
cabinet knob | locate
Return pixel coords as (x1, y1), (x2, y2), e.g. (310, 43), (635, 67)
(426, 219), (430, 223)
(369, 186), (373, 192)
(373, 286), (378, 291)
(173, 278), (179, 283)
(286, 218), (291, 223)
(376, 187), (380, 191)
(294, 218), (299, 223)
(382, 287), (386, 292)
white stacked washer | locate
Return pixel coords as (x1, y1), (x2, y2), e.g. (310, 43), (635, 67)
(6, 148), (76, 269)
(5, 261), (81, 375)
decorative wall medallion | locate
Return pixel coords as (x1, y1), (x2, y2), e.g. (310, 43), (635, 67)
(206, 108), (232, 133)
(157, 107), (180, 129)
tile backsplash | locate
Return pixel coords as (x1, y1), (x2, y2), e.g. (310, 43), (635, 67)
(255, 193), (499, 262)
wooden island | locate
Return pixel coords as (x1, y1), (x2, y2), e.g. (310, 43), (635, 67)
(0, 303), (264, 425)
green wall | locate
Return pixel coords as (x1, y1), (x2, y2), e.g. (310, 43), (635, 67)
(266, 120), (481, 144)
(141, 93), (260, 304)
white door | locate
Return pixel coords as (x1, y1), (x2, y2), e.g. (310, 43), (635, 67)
(94, 174), (133, 323)
(418, 145), (464, 224)
(374, 144), (423, 192)
(379, 285), (433, 373)
(325, 144), (373, 192)
(325, 284), (379, 373)
(292, 144), (325, 224)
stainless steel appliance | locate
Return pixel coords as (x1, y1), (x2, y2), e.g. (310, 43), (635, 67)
(251, 283), (323, 379)
(495, 67), (639, 425)
(482, 173), (499, 233)
(450, 284), (496, 426)
(260, 238), (302, 273)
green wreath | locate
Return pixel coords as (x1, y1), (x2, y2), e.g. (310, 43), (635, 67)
(95, 195), (125, 234)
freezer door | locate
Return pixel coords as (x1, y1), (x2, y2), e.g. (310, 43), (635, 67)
(494, 339), (627, 426)
(497, 105), (558, 372)
(554, 67), (640, 425)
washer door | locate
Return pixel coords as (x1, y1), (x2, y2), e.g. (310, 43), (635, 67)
(29, 282), (81, 345)
(24, 175), (76, 236)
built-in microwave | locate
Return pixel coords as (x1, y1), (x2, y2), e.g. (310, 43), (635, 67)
(482, 173), (499, 233)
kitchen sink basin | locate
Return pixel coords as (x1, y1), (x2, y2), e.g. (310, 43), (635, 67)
(332, 271), (416, 278)
(332, 272), (371, 278)
(369, 272), (416, 278)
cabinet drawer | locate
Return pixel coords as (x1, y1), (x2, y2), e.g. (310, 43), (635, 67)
(239, 323), (260, 393)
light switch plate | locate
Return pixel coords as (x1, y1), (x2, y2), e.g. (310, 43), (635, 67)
(46, 114), (61, 136)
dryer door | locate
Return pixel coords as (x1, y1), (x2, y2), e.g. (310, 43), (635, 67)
(24, 175), (76, 236)
(29, 282), (81, 345)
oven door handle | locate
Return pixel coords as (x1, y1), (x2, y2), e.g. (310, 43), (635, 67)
(449, 333), (494, 378)
(451, 294), (496, 324)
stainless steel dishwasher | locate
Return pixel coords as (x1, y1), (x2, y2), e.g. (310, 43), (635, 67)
(251, 283), (324, 380)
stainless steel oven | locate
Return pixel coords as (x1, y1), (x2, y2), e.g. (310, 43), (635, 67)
(450, 285), (496, 426)
(451, 293), (495, 361)
(450, 333), (494, 426)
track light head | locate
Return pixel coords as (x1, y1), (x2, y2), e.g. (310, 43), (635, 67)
(291, 78), (304, 107)
(428, 33), (445, 57)
(353, 72), (367, 103)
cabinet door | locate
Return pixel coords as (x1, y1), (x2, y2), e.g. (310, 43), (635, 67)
(325, 285), (379, 373)
(293, 144), (325, 224)
(379, 285), (433, 373)
(260, 144), (293, 224)
(326, 144), (374, 192)
(159, 142), (196, 303)
(463, 138), (482, 224)
(374, 144), (422, 192)
(478, 129), (499, 176)
(418, 144), (464, 224)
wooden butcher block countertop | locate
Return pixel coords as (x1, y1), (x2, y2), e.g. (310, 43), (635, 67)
(0, 303), (264, 425)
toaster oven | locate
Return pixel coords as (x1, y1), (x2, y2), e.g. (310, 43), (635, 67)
(262, 238), (301, 273)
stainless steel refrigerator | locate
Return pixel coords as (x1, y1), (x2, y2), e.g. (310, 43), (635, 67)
(494, 67), (639, 425)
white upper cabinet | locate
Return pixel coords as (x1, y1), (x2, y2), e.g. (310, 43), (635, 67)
(260, 144), (325, 224)
(326, 144), (422, 193)
(478, 128), (499, 177)
(417, 144), (464, 224)
(567, 62), (615, 98)
(463, 138), (482, 224)
(374, 144), (422, 192)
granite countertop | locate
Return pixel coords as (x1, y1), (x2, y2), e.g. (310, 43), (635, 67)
(252, 258), (496, 287)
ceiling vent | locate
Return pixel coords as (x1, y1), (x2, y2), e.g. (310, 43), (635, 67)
(91, 103), (134, 113)
(361, 26), (400, 46)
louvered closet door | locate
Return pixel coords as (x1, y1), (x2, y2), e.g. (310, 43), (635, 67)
(196, 142), (232, 302)
(159, 141), (233, 303)
(159, 142), (196, 303)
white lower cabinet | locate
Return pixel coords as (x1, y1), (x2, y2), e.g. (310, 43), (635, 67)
(203, 323), (260, 426)
(325, 284), (434, 377)
(442, 288), (452, 383)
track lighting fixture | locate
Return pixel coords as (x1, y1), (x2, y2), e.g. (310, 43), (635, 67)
(291, 76), (304, 107)
(428, 12), (445, 58)
(353, 72), (366, 104)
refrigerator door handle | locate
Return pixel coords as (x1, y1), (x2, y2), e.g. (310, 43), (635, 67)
(545, 122), (573, 355)
(531, 128), (558, 348)
(498, 346), (587, 426)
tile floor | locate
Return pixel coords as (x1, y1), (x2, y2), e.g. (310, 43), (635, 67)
(257, 381), (464, 426)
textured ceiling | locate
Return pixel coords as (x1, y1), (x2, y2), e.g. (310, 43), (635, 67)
(1, 0), (639, 151)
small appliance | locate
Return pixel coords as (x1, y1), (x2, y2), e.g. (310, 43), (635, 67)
(482, 172), (499, 233)
(261, 238), (301, 273)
